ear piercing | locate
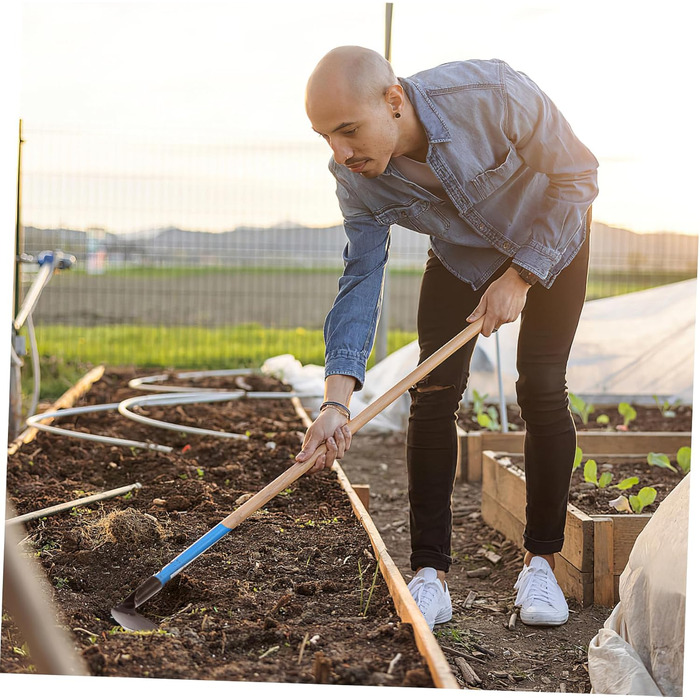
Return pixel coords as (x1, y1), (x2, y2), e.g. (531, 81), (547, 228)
(394, 112), (401, 119)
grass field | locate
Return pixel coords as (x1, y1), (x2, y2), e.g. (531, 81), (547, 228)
(19, 266), (695, 400)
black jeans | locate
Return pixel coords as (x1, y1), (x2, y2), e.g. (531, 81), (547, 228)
(406, 223), (591, 573)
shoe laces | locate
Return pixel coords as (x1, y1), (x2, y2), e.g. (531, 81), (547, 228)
(416, 580), (442, 613)
(518, 567), (556, 607)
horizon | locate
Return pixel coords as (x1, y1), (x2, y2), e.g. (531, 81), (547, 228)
(12, 1), (700, 238)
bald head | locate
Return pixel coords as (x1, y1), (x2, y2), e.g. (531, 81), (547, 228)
(306, 46), (397, 108)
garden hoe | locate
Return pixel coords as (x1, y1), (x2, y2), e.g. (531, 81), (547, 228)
(111, 317), (484, 631)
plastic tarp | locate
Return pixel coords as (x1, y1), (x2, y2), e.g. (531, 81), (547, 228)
(262, 279), (696, 432)
(587, 473), (689, 696)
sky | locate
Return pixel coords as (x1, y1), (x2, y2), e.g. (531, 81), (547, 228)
(6, 0), (700, 235)
(1, 2), (700, 699)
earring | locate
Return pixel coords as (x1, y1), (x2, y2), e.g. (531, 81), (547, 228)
(394, 112), (401, 119)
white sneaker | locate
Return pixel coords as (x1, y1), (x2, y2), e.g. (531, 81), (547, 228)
(514, 556), (569, 626)
(407, 567), (452, 631)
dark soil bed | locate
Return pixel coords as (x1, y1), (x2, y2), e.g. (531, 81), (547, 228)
(500, 454), (687, 516)
(2, 367), (434, 687)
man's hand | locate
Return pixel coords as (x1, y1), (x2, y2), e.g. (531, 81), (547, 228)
(295, 407), (352, 474)
(467, 266), (533, 336)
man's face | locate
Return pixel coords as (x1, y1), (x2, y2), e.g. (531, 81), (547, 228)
(306, 86), (398, 179)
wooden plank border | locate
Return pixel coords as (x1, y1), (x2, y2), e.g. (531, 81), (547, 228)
(8, 364), (105, 456)
(291, 397), (460, 690)
(481, 450), (654, 607)
(461, 430), (692, 482)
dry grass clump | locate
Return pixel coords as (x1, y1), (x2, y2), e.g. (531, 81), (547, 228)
(80, 507), (166, 548)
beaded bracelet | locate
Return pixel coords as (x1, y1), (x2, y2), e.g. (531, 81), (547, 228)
(319, 400), (351, 420)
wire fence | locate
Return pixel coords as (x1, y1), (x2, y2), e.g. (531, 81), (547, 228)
(16, 125), (699, 371)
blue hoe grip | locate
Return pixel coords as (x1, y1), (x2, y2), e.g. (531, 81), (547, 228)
(155, 522), (232, 584)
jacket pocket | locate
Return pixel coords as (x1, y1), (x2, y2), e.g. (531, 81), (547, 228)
(464, 146), (523, 203)
(373, 198), (449, 235)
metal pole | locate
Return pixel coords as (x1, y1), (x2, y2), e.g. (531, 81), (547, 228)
(385, 2), (393, 62)
(495, 333), (509, 433)
(4, 504), (89, 675)
(14, 118), (24, 319)
(375, 2), (394, 363)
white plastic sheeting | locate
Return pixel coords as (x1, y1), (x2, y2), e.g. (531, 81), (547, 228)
(262, 279), (696, 432)
(587, 474), (689, 696)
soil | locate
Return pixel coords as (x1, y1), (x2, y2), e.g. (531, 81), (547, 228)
(2, 368), (434, 688)
(338, 400), (692, 693)
(2, 369), (692, 693)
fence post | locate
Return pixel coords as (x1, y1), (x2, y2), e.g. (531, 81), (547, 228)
(375, 2), (394, 363)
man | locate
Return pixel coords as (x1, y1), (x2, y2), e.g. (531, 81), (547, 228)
(296, 46), (598, 631)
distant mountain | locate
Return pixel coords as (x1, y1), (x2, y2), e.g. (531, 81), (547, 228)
(21, 221), (698, 273)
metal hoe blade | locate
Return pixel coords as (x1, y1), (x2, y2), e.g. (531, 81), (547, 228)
(111, 575), (163, 631)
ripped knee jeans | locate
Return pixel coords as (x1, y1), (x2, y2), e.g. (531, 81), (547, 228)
(406, 234), (590, 572)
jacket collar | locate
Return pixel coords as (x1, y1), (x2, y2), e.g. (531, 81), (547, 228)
(399, 76), (451, 144)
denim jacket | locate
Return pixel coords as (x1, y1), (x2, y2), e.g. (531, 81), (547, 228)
(323, 58), (599, 389)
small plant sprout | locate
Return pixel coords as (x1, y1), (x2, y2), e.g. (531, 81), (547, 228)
(572, 446), (583, 472)
(616, 402), (637, 431)
(471, 389), (488, 417)
(569, 393), (594, 425)
(596, 414), (610, 427)
(476, 406), (501, 432)
(629, 487), (657, 514)
(583, 459), (613, 488)
(611, 476), (639, 491)
(647, 452), (678, 474)
(653, 394), (681, 418)
(677, 446), (692, 474)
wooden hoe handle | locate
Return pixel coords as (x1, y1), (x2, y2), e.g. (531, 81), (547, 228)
(221, 318), (484, 530)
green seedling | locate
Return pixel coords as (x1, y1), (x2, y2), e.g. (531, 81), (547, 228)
(596, 414), (610, 427)
(611, 476), (639, 491)
(572, 446), (583, 472)
(362, 561), (381, 617)
(647, 452), (678, 473)
(629, 487), (657, 514)
(617, 402), (637, 429)
(677, 446), (692, 474)
(583, 459), (613, 488)
(569, 393), (594, 425)
(471, 389), (488, 417)
(476, 406), (501, 432)
(653, 394), (681, 418)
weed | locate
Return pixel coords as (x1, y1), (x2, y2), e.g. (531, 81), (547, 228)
(53, 576), (69, 590)
(361, 561), (381, 617)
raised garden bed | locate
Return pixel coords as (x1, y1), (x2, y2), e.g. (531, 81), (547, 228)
(2, 366), (457, 688)
(457, 401), (692, 482)
(481, 450), (687, 607)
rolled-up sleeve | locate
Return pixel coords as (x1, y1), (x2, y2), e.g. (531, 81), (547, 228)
(323, 176), (391, 390)
(504, 63), (599, 278)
